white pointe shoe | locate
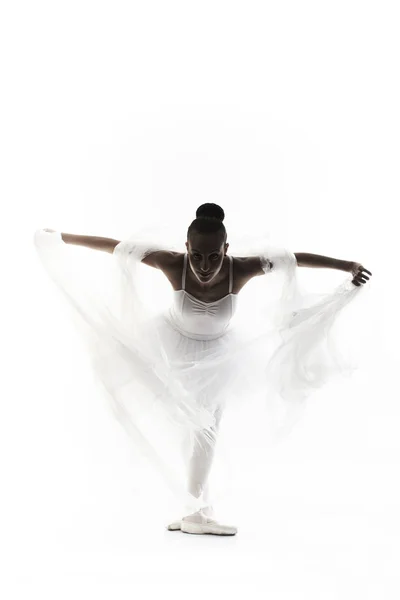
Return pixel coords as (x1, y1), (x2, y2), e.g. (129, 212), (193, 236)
(166, 520), (182, 531)
(180, 510), (237, 536)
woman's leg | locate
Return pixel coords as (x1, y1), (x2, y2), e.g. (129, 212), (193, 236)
(186, 406), (223, 518)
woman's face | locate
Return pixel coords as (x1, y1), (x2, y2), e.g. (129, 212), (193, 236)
(185, 234), (228, 285)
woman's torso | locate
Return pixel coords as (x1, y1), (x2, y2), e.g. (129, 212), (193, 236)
(164, 253), (244, 340)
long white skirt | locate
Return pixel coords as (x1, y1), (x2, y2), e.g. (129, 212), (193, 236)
(33, 222), (368, 516)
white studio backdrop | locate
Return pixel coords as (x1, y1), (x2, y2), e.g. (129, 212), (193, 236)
(1, 1), (399, 599)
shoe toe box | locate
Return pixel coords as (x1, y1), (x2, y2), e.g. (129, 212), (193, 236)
(167, 520), (182, 530)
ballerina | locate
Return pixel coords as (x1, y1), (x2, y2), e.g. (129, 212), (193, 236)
(35, 203), (371, 535)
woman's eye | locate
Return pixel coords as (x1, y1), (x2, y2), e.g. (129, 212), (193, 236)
(193, 254), (219, 260)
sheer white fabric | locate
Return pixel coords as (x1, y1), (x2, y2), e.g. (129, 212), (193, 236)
(33, 222), (366, 515)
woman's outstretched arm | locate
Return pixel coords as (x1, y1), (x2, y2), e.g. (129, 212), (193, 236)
(294, 253), (372, 286)
(294, 252), (352, 271)
(60, 232), (176, 270)
(61, 233), (120, 254)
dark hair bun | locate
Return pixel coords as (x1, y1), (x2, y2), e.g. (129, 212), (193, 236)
(196, 203), (225, 222)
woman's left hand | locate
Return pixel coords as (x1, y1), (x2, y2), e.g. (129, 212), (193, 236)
(348, 261), (372, 286)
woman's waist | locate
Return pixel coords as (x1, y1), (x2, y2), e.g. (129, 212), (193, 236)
(165, 307), (232, 340)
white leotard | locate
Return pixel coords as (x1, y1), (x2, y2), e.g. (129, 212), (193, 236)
(167, 253), (238, 340)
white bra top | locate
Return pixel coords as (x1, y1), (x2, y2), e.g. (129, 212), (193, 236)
(167, 253), (239, 340)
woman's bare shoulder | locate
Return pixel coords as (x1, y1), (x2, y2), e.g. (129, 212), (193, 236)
(242, 256), (271, 278)
(141, 250), (183, 271)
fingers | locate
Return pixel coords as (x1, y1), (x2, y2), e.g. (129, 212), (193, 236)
(352, 265), (372, 286)
(352, 275), (370, 286)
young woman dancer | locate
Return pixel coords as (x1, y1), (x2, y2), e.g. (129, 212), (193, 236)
(34, 203), (371, 535)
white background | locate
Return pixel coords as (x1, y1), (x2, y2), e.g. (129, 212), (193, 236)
(1, 1), (399, 598)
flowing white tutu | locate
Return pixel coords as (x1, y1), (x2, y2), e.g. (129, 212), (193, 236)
(33, 222), (366, 516)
